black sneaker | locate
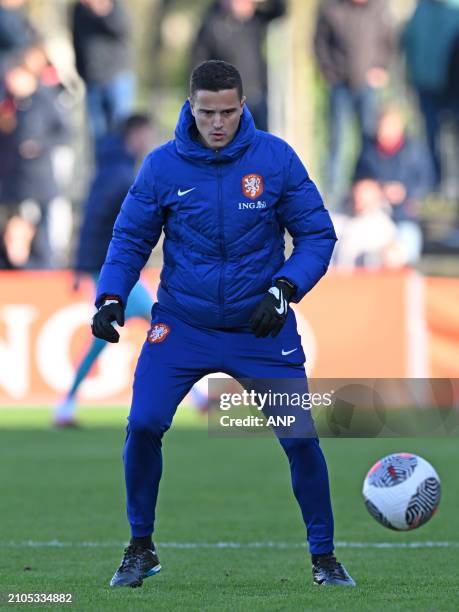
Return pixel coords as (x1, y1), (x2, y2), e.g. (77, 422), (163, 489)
(110, 544), (161, 588)
(312, 554), (356, 587)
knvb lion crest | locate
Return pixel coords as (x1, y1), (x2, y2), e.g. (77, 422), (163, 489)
(242, 174), (263, 199)
(148, 322), (171, 344)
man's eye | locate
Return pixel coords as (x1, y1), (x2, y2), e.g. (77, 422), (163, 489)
(224, 110), (234, 116)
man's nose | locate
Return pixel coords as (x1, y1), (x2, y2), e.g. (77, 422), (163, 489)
(212, 113), (224, 128)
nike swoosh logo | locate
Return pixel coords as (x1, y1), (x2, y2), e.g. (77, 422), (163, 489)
(275, 303), (286, 315)
(268, 286), (287, 316)
(177, 187), (196, 197)
(282, 348), (298, 356)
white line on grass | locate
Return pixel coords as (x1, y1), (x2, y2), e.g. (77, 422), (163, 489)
(2, 540), (458, 549)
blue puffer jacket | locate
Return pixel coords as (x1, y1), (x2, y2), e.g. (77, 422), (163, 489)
(96, 101), (336, 328)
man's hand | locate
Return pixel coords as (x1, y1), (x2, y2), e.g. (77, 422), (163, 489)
(91, 298), (124, 343)
(250, 279), (295, 338)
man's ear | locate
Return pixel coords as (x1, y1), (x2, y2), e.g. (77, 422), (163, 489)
(188, 96), (195, 117)
(240, 95), (246, 114)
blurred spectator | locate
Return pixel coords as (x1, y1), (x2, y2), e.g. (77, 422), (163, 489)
(314, 0), (395, 203)
(74, 115), (152, 277)
(54, 114), (154, 426)
(354, 107), (432, 263)
(0, 60), (68, 268)
(402, 0), (459, 189)
(332, 179), (410, 269)
(447, 29), (459, 107)
(23, 44), (61, 91)
(0, 0), (36, 80)
(22, 43), (76, 266)
(190, 0), (286, 131)
(72, 0), (134, 142)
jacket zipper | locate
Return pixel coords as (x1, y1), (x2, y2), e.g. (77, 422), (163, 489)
(216, 151), (226, 326)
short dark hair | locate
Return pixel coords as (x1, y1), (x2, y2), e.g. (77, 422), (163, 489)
(190, 60), (243, 100)
(120, 113), (151, 138)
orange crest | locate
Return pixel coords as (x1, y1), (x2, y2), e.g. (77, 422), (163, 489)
(242, 174), (263, 199)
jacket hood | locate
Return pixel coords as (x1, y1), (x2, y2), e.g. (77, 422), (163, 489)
(95, 134), (136, 169)
(174, 99), (256, 163)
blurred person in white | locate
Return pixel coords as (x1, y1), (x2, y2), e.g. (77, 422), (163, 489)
(332, 179), (409, 269)
(190, 0), (286, 131)
(314, 0), (395, 204)
(0, 59), (68, 268)
(354, 107), (433, 264)
(72, 0), (134, 143)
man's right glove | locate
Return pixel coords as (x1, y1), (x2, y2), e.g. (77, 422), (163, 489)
(91, 297), (125, 343)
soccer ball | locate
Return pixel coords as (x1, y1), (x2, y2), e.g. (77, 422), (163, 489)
(362, 453), (441, 531)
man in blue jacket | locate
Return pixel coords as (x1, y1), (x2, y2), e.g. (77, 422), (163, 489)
(53, 114), (154, 426)
(92, 60), (355, 589)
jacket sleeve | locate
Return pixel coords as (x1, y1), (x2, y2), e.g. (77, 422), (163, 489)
(256, 0), (286, 23)
(272, 148), (337, 302)
(95, 154), (164, 308)
(374, 0), (396, 69)
(313, 6), (335, 83)
(190, 22), (214, 70)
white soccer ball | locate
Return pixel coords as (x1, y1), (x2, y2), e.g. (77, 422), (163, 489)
(362, 453), (441, 531)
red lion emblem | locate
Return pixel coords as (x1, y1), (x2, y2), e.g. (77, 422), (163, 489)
(242, 174), (263, 199)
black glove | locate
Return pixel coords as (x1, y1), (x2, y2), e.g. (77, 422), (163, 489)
(91, 297), (125, 343)
(249, 279), (296, 338)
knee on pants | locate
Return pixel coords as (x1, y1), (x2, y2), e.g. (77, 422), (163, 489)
(127, 415), (171, 441)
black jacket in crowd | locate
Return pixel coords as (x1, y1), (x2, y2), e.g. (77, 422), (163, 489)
(191, 0), (286, 105)
(314, 0), (395, 91)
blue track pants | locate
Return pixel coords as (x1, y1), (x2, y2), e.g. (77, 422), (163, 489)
(124, 303), (334, 555)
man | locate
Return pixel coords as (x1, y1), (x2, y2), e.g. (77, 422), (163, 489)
(0, 0), (36, 86)
(191, 0), (286, 130)
(0, 59), (68, 268)
(53, 115), (154, 425)
(314, 0), (395, 203)
(92, 60), (355, 588)
(72, 0), (134, 142)
(332, 178), (404, 268)
(354, 107), (433, 264)
(402, 0), (459, 189)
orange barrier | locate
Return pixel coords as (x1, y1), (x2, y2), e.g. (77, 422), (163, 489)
(425, 277), (459, 378)
(0, 270), (457, 405)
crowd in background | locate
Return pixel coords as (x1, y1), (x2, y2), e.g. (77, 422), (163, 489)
(0, 0), (459, 273)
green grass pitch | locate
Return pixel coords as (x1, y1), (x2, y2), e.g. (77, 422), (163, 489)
(0, 407), (458, 611)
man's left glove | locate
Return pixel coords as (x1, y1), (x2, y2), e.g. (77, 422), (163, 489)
(249, 279), (296, 338)
(91, 297), (125, 343)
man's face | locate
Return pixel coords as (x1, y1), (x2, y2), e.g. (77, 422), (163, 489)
(352, 179), (382, 215)
(190, 89), (245, 149)
(224, 0), (256, 21)
(377, 111), (405, 148)
(5, 66), (37, 98)
(126, 124), (154, 160)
